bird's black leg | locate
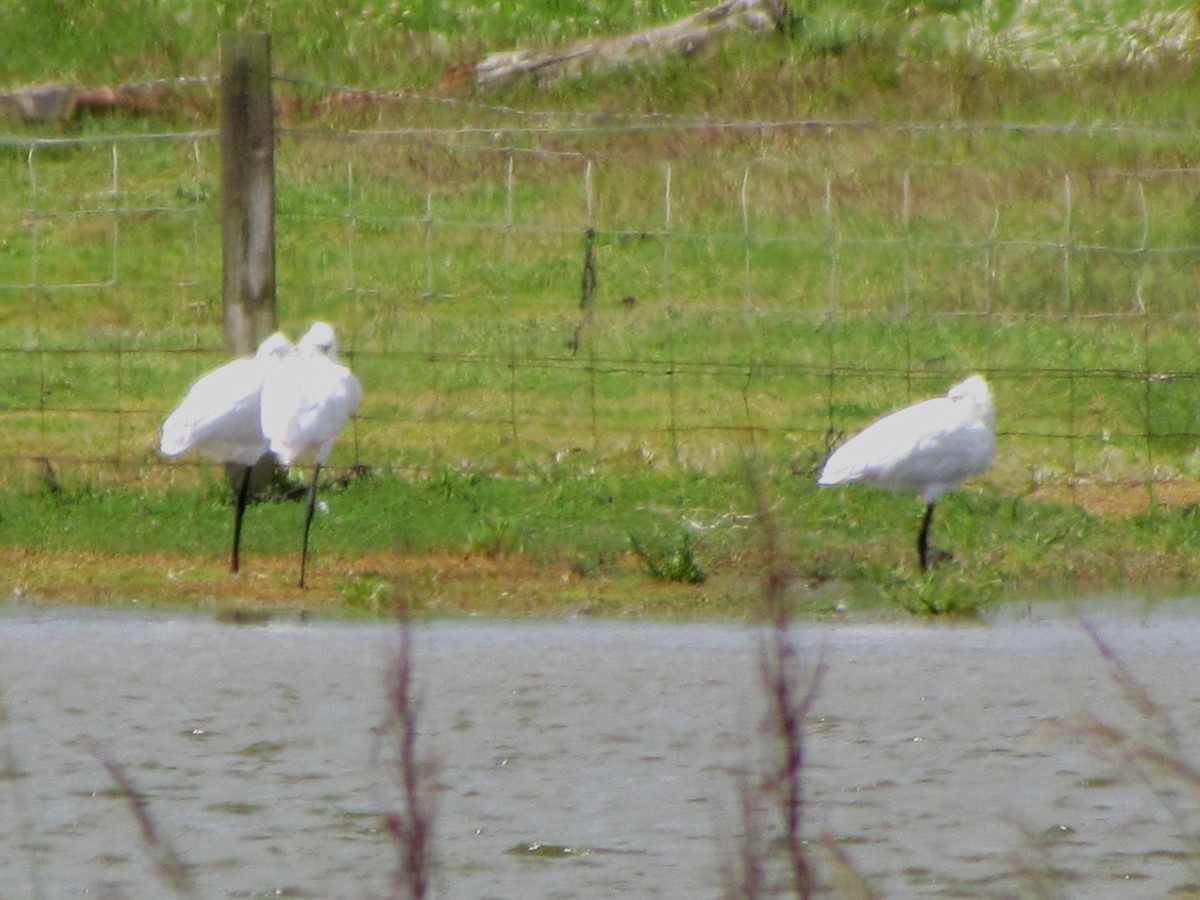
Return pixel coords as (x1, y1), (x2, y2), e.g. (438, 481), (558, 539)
(917, 503), (935, 572)
(299, 462), (322, 589)
(230, 464), (253, 574)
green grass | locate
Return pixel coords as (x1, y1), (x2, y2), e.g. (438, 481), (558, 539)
(5, 1), (1193, 93)
(1, 2), (1199, 613)
(2, 461), (1199, 619)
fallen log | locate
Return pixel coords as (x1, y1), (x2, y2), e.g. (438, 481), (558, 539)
(1, 78), (213, 123)
(465, 0), (788, 91)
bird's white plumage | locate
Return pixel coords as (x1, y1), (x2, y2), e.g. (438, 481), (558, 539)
(260, 321), (362, 466)
(818, 375), (995, 504)
(160, 332), (294, 466)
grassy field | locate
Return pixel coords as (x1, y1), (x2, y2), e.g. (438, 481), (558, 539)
(1, 1), (1199, 616)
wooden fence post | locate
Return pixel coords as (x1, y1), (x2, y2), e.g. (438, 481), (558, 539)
(220, 32), (279, 493)
(220, 32), (277, 356)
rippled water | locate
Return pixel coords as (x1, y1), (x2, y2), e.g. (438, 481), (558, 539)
(2, 599), (1200, 898)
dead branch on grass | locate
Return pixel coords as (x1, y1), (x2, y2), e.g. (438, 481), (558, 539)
(463, 0), (788, 91)
(1, 79), (214, 123)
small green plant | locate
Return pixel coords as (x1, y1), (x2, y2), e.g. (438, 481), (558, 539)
(881, 568), (1002, 617)
(629, 530), (706, 584)
(466, 513), (518, 557)
(339, 574), (393, 615)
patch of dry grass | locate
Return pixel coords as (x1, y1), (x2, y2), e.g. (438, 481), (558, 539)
(0, 546), (784, 618)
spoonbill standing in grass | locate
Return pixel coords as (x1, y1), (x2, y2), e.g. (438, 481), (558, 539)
(160, 332), (294, 574)
(260, 321), (363, 588)
(818, 375), (995, 571)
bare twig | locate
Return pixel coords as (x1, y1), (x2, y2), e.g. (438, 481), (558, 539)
(820, 834), (880, 900)
(382, 595), (436, 900)
(728, 460), (827, 898)
(755, 505), (824, 898)
(1003, 816), (1066, 900)
(90, 744), (197, 899)
(0, 686), (46, 900)
(1080, 618), (1183, 753)
(1069, 619), (1200, 879)
(720, 768), (769, 899)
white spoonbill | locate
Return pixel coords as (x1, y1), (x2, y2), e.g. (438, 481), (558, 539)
(260, 321), (363, 588)
(160, 332), (294, 574)
(818, 375), (995, 571)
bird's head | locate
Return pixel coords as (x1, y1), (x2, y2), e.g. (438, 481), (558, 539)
(256, 332), (294, 360)
(947, 375), (994, 427)
(299, 321), (338, 359)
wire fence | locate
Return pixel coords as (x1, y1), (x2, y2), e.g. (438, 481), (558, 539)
(2, 78), (1199, 509)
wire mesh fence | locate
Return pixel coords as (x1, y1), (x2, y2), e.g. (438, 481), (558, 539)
(2, 82), (1199, 508)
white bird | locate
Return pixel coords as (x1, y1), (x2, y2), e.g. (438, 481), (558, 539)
(160, 332), (294, 574)
(818, 375), (995, 571)
(260, 321), (363, 588)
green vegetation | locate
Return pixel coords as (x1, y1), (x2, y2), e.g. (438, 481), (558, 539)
(1, 2), (1198, 615)
(3, 463), (1200, 618)
(4, 0), (1194, 92)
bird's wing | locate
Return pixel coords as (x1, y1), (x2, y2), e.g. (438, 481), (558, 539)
(261, 360), (362, 464)
(160, 359), (266, 461)
(820, 399), (939, 485)
(819, 398), (993, 493)
(894, 416), (995, 500)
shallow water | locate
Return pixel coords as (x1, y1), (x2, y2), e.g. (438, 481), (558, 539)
(2, 600), (1200, 898)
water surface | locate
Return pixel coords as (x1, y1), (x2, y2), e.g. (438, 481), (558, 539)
(2, 599), (1200, 898)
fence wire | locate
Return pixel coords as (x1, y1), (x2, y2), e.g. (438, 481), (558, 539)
(1, 86), (1199, 510)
